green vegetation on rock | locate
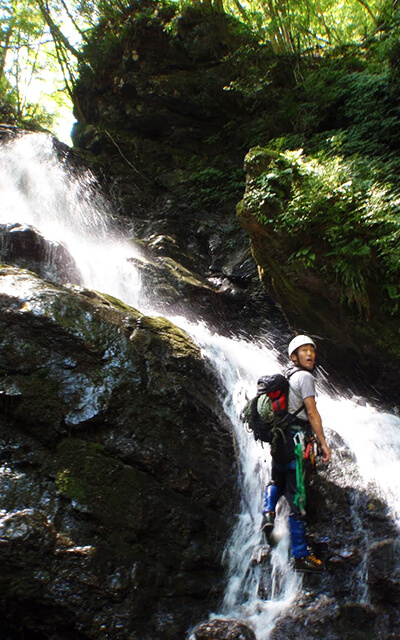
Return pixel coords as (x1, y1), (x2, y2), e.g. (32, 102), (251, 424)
(244, 147), (400, 313)
(238, 145), (400, 358)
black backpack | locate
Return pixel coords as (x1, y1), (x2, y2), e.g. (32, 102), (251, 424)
(241, 372), (305, 443)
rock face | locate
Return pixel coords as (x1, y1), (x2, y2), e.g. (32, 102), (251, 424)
(185, 448), (400, 640)
(0, 265), (238, 639)
(274, 454), (400, 640)
(189, 619), (257, 640)
(70, 1), (294, 344)
(1, 4), (399, 637)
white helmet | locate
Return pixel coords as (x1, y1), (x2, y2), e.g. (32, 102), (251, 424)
(288, 335), (316, 358)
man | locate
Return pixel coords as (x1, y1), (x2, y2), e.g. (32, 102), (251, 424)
(261, 335), (331, 573)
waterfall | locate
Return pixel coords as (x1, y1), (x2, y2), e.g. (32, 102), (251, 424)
(1, 133), (400, 639)
(0, 133), (142, 309)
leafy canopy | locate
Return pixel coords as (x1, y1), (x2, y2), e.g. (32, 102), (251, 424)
(0, 0), (93, 134)
(0, 0), (397, 135)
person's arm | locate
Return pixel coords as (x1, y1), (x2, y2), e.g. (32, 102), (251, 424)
(303, 395), (331, 463)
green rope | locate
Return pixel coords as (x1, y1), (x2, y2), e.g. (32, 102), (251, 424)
(294, 441), (306, 515)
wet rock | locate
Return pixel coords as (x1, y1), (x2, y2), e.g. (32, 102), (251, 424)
(259, 460), (400, 640)
(270, 597), (385, 640)
(0, 265), (239, 640)
(0, 508), (56, 549)
(69, 1), (293, 345)
(366, 538), (400, 605)
(188, 618), (256, 640)
(0, 123), (21, 140)
(0, 222), (82, 285)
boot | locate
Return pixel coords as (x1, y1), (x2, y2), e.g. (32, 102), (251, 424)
(289, 515), (323, 572)
(261, 484), (280, 544)
(261, 511), (275, 542)
(294, 554), (323, 573)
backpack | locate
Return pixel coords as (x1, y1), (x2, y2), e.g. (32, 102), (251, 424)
(241, 372), (305, 443)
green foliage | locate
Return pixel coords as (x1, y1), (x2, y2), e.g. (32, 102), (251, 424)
(328, 69), (400, 156)
(247, 148), (400, 316)
(222, 0), (387, 52)
(177, 156), (245, 209)
(2, 0), (397, 137)
(238, 43), (400, 166)
(289, 246), (316, 268)
(0, 0), (80, 134)
(79, 1), (174, 77)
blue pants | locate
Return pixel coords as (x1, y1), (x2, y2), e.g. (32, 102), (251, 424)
(263, 458), (309, 558)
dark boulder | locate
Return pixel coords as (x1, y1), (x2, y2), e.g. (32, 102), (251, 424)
(270, 598), (388, 640)
(0, 222), (82, 285)
(0, 265), (239, 640)
(69, 1), (295, 344)
(366, 538), (400, 606)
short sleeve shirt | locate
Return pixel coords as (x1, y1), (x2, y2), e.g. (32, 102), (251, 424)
(287, 367), (316, 421)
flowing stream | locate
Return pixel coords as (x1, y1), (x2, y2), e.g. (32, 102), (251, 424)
(1, 133), (400, 639)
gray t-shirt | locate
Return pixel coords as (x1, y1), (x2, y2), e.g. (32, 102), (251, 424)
(287, 367), (316, 421)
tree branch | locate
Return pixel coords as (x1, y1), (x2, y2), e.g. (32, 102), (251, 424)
(35, 0), (85, 61)
(354, 0), (378, 24)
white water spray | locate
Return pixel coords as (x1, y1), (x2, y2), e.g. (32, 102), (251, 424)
(0, 133), (142, 309)
(1, 133), (400, 639)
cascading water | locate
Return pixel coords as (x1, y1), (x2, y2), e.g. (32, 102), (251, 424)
(0, 133), (142, 309)
(1, 132), (400, 639)
(168, 320), (304, 638)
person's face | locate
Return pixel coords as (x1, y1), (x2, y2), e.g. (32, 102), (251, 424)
(291, 344), (316, 370)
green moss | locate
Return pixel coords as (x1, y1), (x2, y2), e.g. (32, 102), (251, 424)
(86, 289), (141, 314)
(9, 369), (64, 427)
(134, 315), (200, 359)
(55, 438), (147, 523)
(56, 469), (88, 502)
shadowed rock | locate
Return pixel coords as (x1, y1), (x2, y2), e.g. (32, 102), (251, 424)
(0, 265), (238, 640)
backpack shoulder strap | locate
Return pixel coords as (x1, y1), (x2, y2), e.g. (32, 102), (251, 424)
(285, 369), (307, 422)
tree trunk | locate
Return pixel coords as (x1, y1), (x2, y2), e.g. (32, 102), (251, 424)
(35, 0), (84, 61)
(0, 24), (12, 80)
(231, 0), (248, 21)
(265, 0), (295, 53)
